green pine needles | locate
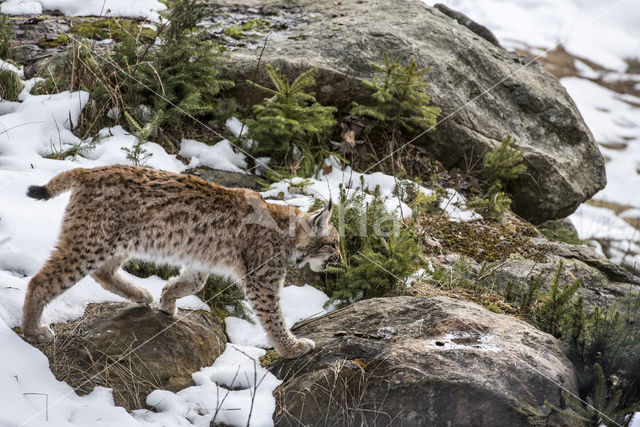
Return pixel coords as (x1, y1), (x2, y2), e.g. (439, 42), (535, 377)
(351, 54), (440, 133)
(324, 181), (424, 306)
(247, 65), (336, 176)
(121, 110), (161, 166)
(468, 135), (526, 218)
(146, 0), (235, 129)
(46, 0), (234, 144)
(533, 261), (582, 338)
(350, 53), (440, 164)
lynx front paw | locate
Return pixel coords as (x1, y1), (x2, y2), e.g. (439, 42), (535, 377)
(159, 297), (177, 316)
(23, 325), (54, 344)
(137, 288), (154, 305)
(281, 338), (316, 358)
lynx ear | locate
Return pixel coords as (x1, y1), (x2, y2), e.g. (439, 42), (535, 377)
(311, 200), (333, 234)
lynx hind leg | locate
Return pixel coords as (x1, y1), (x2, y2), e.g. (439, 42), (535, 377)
(92, 257), (153, 305)
(245, 277), (315, 358)
(23, 249), (95, 344)
(160, 269), (208, 316)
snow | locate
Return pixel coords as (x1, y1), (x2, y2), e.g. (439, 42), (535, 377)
(560, 77), (640, 145)
(225, 117), (248, 138)
(0, 314), (145, 427)
(0, 73), (329, 426)
(1, 0), (167, 22)
(0, 58), (22, 76)
(179, 139), (247, 173)
(571, 204), (640, 269)
(422, 0), (640, 71)
(137, 344), (281, 427)
(225, 284), (329, 348)
(260, 156), (480, 221)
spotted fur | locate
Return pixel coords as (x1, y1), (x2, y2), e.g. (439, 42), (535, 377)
(23, 165), (340, 358)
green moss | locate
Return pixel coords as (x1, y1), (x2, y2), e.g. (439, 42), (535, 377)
(411, 191), (440, 215)
(30, 77), (58, 95)
(0, 69), (23, 101)
(70, 18), (156, 42)
(259, 349), (281, 367)
(122, 259), (179, 280)
(223, 18), (271, 39)
(38, 33), (69, 48)
(419, 212), (547, 263)
(541, 227), (584, 245)
(486, 304), (504, 314)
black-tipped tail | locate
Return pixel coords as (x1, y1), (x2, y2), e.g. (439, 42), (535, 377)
(26, 185), (51, 200)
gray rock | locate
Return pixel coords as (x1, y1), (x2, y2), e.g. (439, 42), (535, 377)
(37, 302), (226, 409)
(183, 166), (265, 191)
(436, 239), (640, 310)
(270, 296), (576, 426)
(211, 0), (605, 223)
(433, 3), (501, 47)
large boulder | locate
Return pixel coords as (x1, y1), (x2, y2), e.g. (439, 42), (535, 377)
(37, 303), (226, 409)
(270, 296), (577, 426)
(213, 0), (606, 223)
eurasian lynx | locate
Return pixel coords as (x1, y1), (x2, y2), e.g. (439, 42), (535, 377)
(23, 165), (340, 358)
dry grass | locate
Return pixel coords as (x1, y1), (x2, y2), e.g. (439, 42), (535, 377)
(274, 359), (398, 427)
(35, 304), (169, 411)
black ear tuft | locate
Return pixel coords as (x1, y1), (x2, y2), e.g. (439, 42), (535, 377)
(327, 199), (333, 212)
(26, 185), (50, 200)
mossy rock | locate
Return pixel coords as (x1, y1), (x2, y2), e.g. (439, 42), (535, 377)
(38, 33), (69, 48)
(0, 68), (22, 101)
(70, 18), (156, 42)
(223, 18), (271, 39)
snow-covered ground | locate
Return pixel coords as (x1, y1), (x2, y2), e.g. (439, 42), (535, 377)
(1, 0), (639, 425)
(1, 0), (166, 22)
(423, 0), (640, 70)
(0, 70), (335, 424)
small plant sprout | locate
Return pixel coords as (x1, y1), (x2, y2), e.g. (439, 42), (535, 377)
(121, 110), (161, 166)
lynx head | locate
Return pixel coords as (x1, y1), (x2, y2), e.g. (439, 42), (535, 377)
(294, 201), (341, 272)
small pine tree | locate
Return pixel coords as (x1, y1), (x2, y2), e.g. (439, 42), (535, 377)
(63, 0), (235, 143)
(551, 364), (637, 427)
(351, 53), (440, 133)
(149, 0), (235, 128)
(122, 110), (162, 166)
(247, 65), (336, 175)
(482, 135), (527, 185)
(534, 261), (582, 338)
(350, 53), (440, 162)
(324, 182), (423, 305)
(467, 135), (526, 218)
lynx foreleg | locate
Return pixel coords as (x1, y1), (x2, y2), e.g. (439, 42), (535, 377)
(244, 276), (315, 358)
(160, 268), (208, 315)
